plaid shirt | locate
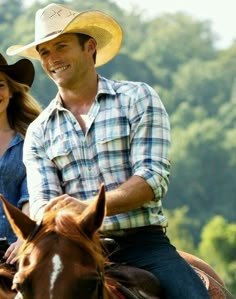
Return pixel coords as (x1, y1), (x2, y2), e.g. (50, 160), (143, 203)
(24, 75), (171, 231)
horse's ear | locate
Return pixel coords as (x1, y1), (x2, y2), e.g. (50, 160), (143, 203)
(0, 194), (37, 240)
(80, 184), (106, 238)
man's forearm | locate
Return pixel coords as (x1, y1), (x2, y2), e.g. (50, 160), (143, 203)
(105, 176), (154, 216)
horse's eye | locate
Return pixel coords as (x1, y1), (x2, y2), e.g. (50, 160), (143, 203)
(84, 279), (99, 292)
(74, 278), (100, 296)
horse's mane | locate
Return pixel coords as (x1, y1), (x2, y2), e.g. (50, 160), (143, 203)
(20, 202), (108, 269)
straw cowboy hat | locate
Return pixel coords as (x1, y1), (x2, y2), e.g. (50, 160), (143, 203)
(6, 3), (123, 67)
(0, 53), (34, 87)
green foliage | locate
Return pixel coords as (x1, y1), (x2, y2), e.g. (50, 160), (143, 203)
(165, 207), (196, 253)
(133, 13), (217, 89)
(167, 118), (236, 227)
(199, 216), (236, 294)
(0, 0), (23, 22)
(0, 0), (24, 53)
(98, 53), (156, 83)
(167, 59), (227, 115)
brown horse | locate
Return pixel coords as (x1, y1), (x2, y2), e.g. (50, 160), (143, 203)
(0, 185), (234, 299)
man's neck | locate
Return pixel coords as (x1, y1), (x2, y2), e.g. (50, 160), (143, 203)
(59, 73), (98, 114)
(59, 73), (98, 103)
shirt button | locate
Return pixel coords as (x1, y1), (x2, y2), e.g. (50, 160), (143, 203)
(2, 215), (5, 219)
(92, 191), (97, 196)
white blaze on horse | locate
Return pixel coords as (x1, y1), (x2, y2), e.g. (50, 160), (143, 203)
(0, 185), (233, 299)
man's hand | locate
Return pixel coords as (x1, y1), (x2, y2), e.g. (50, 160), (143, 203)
(45, 194), (90, 214)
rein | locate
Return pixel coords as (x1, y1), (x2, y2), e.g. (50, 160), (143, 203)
(97, 269), (105, 299)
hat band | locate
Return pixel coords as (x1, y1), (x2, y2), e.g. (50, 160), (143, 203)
(36, 30), (62, 42)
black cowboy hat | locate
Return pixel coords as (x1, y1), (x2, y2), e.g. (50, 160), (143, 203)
(0, 53), (34, 87)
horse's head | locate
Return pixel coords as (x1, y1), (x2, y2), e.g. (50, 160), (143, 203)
(0, 184), (108, 299)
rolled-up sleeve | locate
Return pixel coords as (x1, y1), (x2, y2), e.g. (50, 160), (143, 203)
(23, 121), (63, 220)
(129, 83), (171, 200)
(17, 175), (29, 209)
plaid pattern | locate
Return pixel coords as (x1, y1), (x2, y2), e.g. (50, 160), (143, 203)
(24, 76), (171, 230)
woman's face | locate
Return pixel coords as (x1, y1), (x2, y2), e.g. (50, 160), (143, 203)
(0, 72), (11, 115)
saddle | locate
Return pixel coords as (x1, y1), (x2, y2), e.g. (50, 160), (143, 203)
(106, 264), (162, 299)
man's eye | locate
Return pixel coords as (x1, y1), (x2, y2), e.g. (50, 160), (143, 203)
(39, 51), (47, 57)
(58, 44), (67, 49)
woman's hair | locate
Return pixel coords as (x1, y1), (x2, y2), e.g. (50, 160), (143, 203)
(5, 73), (42, 137)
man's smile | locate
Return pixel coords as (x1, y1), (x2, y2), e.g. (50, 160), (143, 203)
(51, 65), (69, 74)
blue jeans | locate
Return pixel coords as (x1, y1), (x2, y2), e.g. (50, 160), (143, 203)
(104, 227), (210, 299)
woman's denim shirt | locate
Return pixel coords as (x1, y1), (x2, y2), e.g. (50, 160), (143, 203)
(0, 133), (29, 244)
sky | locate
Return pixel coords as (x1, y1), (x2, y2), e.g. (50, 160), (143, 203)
(111, 0), (236, 49)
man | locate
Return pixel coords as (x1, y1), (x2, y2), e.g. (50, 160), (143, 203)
(7, 3), (210, 298)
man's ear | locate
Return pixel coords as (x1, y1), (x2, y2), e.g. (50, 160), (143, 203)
(87, 38), (97, 52)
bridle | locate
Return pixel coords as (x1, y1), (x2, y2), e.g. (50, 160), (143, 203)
(96, 268), (105, 299)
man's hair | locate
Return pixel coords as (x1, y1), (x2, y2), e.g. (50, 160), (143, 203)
(76, 33), (97, 64)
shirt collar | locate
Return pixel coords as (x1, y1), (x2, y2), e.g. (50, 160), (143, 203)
(97, 75), (116, 97)
(7, 132), (23, 149)
(46, 75), (116, 116)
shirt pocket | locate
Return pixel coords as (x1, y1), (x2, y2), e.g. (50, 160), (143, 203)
(96, 131), (131, 171)
(48, 137), (81, 183)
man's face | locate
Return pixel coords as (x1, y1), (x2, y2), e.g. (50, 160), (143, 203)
(37, 33), (95, 88)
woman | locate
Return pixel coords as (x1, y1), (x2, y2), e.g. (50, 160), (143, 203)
(0, 53), (42, 263)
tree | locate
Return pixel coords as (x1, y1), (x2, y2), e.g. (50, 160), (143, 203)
(166, 58), (231, 116)
(165, 207), (196, 253)
(133, 13), (217, 89)
(166, 118), (236, 236)
(199, 216), (236, 295)
(0, 0), (23, 22)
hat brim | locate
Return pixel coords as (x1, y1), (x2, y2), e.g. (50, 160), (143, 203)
(0, 59), (34, 87)
(6, 10), (123, 68)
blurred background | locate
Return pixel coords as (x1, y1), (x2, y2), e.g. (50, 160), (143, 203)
(1, 0), (236, 295)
